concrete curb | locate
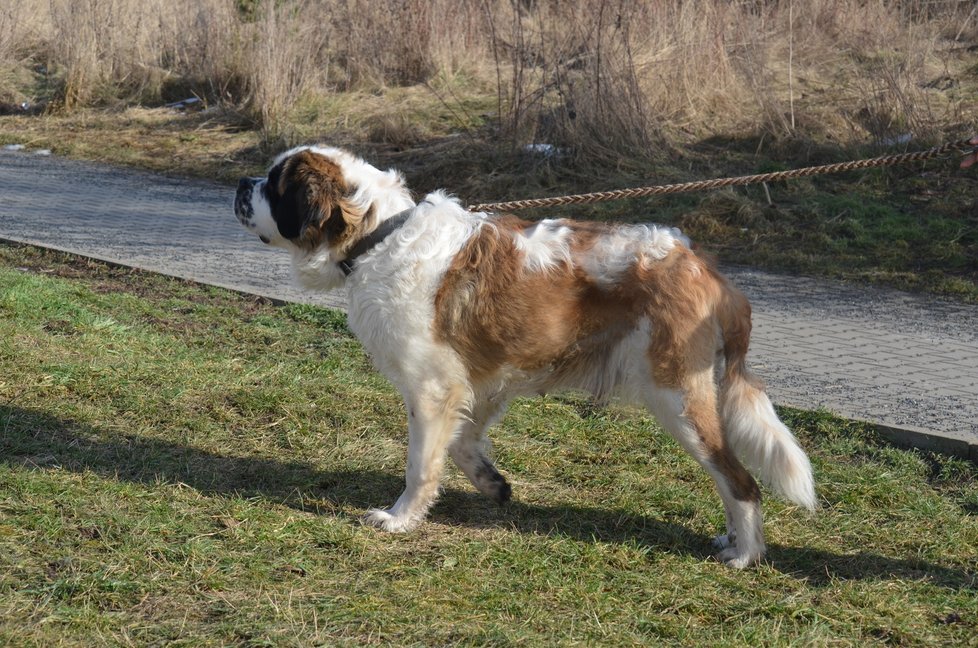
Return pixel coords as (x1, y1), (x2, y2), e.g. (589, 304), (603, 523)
(871, 421), (978, 463)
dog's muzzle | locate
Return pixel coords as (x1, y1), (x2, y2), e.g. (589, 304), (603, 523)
(234, 177), (257, 225)
(235, 177), (270, 243)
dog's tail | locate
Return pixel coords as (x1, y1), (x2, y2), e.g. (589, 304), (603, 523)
(716, 283), (817, 511)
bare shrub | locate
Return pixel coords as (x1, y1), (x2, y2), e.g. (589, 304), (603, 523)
(0, 3), (38, 64)
(46, 0), (172, 107)
(546, 2), (664, 158)
(241, 0), (329, 145)
(34, 0), (325, 136)
(332, 0), (489, 88)
(484, 0), (975, 160)
(155, 0), (246, 103)
(484, 1), (757, 160)
(2, 0), (973, 153)
(765, 0), (957, 143)
(337, 0), (435, 87)
(0, 3), (44, 102)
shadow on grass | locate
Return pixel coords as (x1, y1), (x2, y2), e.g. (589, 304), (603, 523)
(2, 405), (974, 590)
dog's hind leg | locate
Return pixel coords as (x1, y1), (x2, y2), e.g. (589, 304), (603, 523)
(363, 380), (470, 533)
(643, 375), (765, 568)
(448, 398), (511, 504)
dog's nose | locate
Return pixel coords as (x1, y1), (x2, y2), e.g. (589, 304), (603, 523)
(238, 177), (255, 193)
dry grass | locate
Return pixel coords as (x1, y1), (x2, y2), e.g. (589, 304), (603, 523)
(1, 0), (975, 153)
(487, 0), (977, 161)
(244, 0), (328, 146)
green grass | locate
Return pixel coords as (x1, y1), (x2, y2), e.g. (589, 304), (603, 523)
(1, 243), (976, 646)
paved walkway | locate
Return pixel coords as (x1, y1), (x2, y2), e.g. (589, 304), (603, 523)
(2, 149), (976, 459)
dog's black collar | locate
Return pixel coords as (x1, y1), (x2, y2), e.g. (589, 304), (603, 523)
(337, 211), (412, 276)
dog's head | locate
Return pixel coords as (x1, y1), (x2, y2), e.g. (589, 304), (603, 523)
(234, 146), (414, 257)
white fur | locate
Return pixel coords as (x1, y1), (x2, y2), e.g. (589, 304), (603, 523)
(514, 219), (573, 271)
(234, 146), (815, 568)
(580, 224), (688, 286)
(722, 377), (817, 511)
(245, 180), (286, 248)
(346, 193), (481, 383)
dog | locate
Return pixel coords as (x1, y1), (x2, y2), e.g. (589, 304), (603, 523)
(234, 145), (816, 568)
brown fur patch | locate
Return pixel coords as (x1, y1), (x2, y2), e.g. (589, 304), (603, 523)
(432, 217), (749, 388)
(684, 373), (761, 502)
(433, 218), (647, 384)
(433, 214), (762, 503)
(273, 150), (368, 252)
(635, 247), (761, 502)
(715, 273), (757, 386)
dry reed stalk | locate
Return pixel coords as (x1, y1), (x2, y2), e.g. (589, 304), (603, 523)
(0, 0), (971, 151)
(244, 0), (327, 144)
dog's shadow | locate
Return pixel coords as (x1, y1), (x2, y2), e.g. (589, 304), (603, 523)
(2, 405), (973, 590)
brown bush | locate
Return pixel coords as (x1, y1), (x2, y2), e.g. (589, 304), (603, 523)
(1, 0), (974, 152)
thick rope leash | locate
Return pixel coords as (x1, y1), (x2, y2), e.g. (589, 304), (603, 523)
(467, 137), (978, 213)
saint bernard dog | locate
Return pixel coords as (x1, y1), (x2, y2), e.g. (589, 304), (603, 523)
(234, 145), (816, 568)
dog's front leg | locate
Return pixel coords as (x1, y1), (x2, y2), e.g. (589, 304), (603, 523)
(363, 382), (468, 532)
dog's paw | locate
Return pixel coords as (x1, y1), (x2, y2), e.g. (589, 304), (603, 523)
(362, 508), (420, 533)
(490, 477), (512, 505)
(716, 545), (763, 569)
(473, 458), (512, 505)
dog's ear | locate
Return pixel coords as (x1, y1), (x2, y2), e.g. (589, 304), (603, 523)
(271, 150), (361, 249)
